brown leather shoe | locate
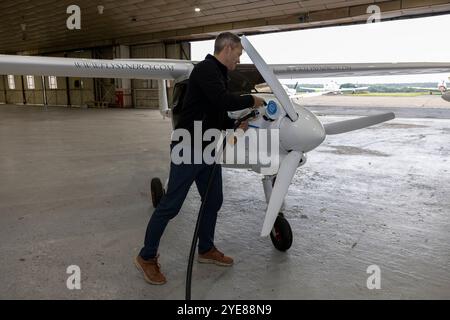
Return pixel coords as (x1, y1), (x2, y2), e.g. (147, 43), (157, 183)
(134, 255), (166, 285)
(198, 247), (234, 266)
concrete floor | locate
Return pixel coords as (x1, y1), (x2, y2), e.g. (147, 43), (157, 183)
(0, 100), (449, 299)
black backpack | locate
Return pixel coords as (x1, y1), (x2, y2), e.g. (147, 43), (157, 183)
(170, 79), (188, 129)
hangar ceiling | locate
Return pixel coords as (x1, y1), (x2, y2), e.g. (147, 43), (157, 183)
(1, 0), (450, 54)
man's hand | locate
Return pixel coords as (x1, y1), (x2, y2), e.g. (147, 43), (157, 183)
(252, 95), (265, 108)
(238, 119), (249, 132)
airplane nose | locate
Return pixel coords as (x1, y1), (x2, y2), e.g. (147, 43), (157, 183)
(279, 108), (325, 153)
(310, 117), (326, 148)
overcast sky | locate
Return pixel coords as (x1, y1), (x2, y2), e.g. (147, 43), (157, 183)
(191, 14), (450, 84)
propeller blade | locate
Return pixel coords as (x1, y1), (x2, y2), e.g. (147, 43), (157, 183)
(324, 112), (395, 135)
(241, 36), (298, 122)
(261, 151), (302, 237)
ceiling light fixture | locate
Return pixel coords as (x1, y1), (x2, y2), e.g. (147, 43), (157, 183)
(194, 7), (201, 12)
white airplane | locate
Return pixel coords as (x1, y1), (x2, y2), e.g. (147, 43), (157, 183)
(282, 83), (297, 96)
(256, 82), (319, 99)
(442, 78), (450, 102)
(438, 79), (448, 92)
(443, 82), (450, 102)
(410, 79), (450, 102)
(254, 83), (298, 96)
(259, 81), (368, 97)
(412, 79), (448, 93)
(256, 81), (367, 103)
(296, 80), (369, 95)
(1, 36), (450, 251)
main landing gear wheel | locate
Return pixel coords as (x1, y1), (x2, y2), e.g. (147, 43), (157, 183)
(150, 178), (165, 208)
(270, 213), (293, 251)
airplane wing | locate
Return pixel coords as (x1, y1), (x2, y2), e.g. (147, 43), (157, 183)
(296, 86), (321, 92)
(236, 62), (450, 95)
(2, 54), (449, 81)
(291, 91), (333, 99)
(2, 55), (449, 85)
(268, 62), (450, 79)
(339, 86), (369, 92)
(0, 54), (195, 118)
(410, 87), (440, 91)
(0, 54), (193, 81)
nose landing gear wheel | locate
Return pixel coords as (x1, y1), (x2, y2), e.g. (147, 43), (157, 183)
(270, 214), (293, 251)
(150, 178), (165, 208)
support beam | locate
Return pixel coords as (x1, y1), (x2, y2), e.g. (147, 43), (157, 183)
(113, 45), (132, 108)
(20, 75), (26, 105)
(2, 75), (7, 104)
(65, 77), (71, 107)
(41, 76), (47, 110)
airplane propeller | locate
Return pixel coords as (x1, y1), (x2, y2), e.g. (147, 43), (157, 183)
(241, 35), (395, 237)
(242, 36), (305, 237)
(241, 36), (298, 122)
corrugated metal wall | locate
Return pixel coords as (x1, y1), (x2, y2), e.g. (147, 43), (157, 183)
(65, 51), (95, 107)
(23, 75), (44, 105)
(93, 47), (115, 107)
(5, 75), (25, 105)
(0, 50), (95, 107)
(44, 76), (69, 106)
(131, 42), (190, 109)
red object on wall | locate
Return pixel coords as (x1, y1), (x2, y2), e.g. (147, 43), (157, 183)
(115, 90), (124, 107)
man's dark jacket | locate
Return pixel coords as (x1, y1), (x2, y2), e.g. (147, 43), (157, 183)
(175, 54), (254, 135)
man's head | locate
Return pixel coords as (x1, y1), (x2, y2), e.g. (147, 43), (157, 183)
(214, 32), (243, 71)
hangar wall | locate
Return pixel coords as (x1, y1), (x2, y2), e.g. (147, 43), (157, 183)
(0, 50), (95, 107)
(130, 42), (190, 109)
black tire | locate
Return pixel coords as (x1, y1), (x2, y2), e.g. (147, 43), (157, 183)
(150, 178), (164, 208)
(270, 215), (293, 251)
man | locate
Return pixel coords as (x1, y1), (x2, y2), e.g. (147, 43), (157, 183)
(135, 32), (265, 285)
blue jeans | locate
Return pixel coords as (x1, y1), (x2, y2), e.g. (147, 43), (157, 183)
(139, 144), (223, 259)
